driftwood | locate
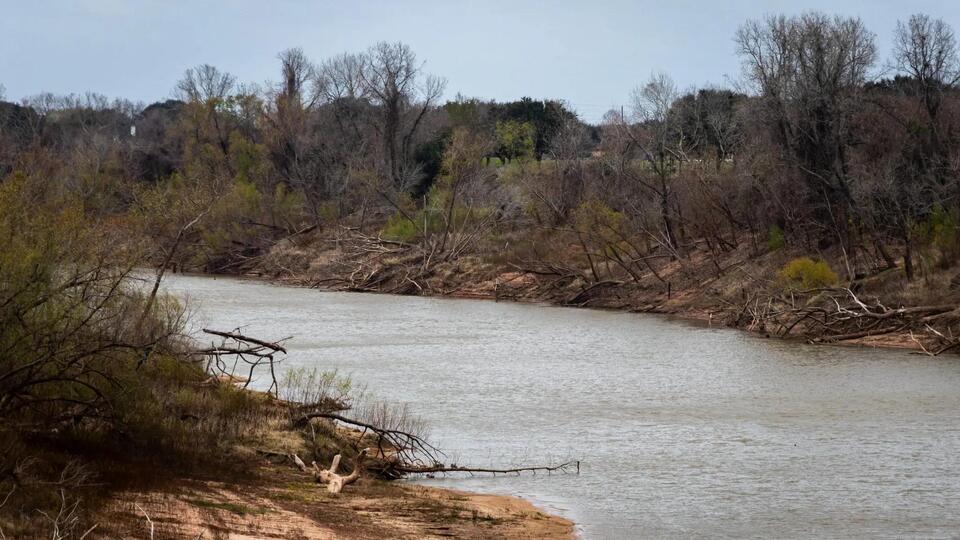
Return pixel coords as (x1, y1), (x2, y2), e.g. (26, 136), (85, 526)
(293, 411), (580, 482)
(392, 461), (580, 476)
(292, 449), (368, 494)
(309, 226), (496, 294)
(724, 287), (959, 353)
(565, 280), (624, 306)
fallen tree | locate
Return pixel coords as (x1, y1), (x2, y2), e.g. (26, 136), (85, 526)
(199, 331), (579, 493)
(193, 328), (291, 395)
(724, 287), (960, 353)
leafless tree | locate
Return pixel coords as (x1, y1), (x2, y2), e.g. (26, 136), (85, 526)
(277, 47), (319, 109)
(262, 48), (331, 225)
(871, 14), (960, 278)
(736, 13), (877, 275)
(434, 128), (495, 257)
(175, 64), (236, 103)
(605, 72), (687, 253)
(894, 14), (960, 119)
(317, 53), (368, 102)
(360, 42), (446, 190)
(316, 51), (373, 170)
(516, 115), (593, 225)
(892, 14), (960, 191)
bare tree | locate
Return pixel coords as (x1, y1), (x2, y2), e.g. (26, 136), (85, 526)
(316, 51), (372, 164)
(605, 72), (687, 253)
(736, 13), (877, 275)
(879, 14), (960, 278)
(317, 53), (368, 102)
(263, 48), (328, 225)
(277, 47), (318, 109)
(532, 115), (591, 224)
(894, 14), (960, 120)
(434, 128), (494, 257)
(360, 42), (446, 190)
(175, 64), (236, 103)
(174, 64), (240, 174)
(892, 14), (960, 189)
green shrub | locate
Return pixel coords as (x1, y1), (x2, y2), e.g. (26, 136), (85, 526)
(767, 224), (785, 251)
(382, 213), (420, 242)
(380, 185), (492, 244)
(915, 206), (959, 265)
(778, 257), (839, 289)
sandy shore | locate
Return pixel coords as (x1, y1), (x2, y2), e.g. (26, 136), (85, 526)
(93, 457), (574, 539)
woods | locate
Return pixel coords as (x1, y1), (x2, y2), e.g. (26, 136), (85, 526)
(3, 17), (957, 290)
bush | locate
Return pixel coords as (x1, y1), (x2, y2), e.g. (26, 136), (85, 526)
(0, 174), (271, 535)
(1, 173), (281, 456)
(915, 206), (959, 266)
(767, 224), (785, 251)
(778, 257), (839, 289)
(280, 367), (356, 411)
(382, 212), (420, 242)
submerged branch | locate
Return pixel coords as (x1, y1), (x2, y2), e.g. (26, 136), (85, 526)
(393, 461), (580, 476)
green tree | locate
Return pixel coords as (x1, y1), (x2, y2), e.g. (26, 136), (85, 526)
(494, 120), (535, 163)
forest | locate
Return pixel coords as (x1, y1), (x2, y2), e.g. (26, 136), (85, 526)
(2, 10), (960, 537)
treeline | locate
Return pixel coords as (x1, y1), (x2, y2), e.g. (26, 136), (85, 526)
(1, 12), (959, 283)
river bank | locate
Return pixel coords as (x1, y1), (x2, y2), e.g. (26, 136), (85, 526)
(92, 457), (573, 539)
(27, 368), (576, 539)
(247, 229), (960, 354)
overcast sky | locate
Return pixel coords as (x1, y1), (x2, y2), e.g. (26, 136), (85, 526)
(1, 0), (958, 121)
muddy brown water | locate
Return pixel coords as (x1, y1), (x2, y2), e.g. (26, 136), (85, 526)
(161, 273), (960, 539)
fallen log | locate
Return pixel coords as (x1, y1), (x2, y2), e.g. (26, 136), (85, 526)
(812, 324), (908, 343)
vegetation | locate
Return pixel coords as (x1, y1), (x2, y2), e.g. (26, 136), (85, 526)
(4, 9), (960, 536)
(778, 258), (840, 290)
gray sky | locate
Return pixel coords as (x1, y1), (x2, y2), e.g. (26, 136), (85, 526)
(1, 0), (958, 122)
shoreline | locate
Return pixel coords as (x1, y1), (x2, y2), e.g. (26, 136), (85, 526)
(92, 456), (575, 539)
(197, 268), (932, 354)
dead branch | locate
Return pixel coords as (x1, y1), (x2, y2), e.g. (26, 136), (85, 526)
(294, 411), (443, 466)
(201, 329), (288, 354)
(137, 208), (210, 333)
(392, 461), (580, 476)
(565, 280), (624, 305)
(738, 287), (957, 352)
(196, 328), (289, 395)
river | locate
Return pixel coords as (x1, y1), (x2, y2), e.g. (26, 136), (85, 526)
(160, 273), (960, 539)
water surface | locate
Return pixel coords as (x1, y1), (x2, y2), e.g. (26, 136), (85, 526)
(161, 273), (960, 539)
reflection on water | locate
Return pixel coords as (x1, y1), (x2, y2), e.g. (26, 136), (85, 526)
(162, 273), (960, 539)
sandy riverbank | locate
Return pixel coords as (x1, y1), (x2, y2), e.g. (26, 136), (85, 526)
(92, 456), (574, 539)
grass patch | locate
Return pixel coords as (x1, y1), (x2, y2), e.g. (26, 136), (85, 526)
(185, 498), (266, 516)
